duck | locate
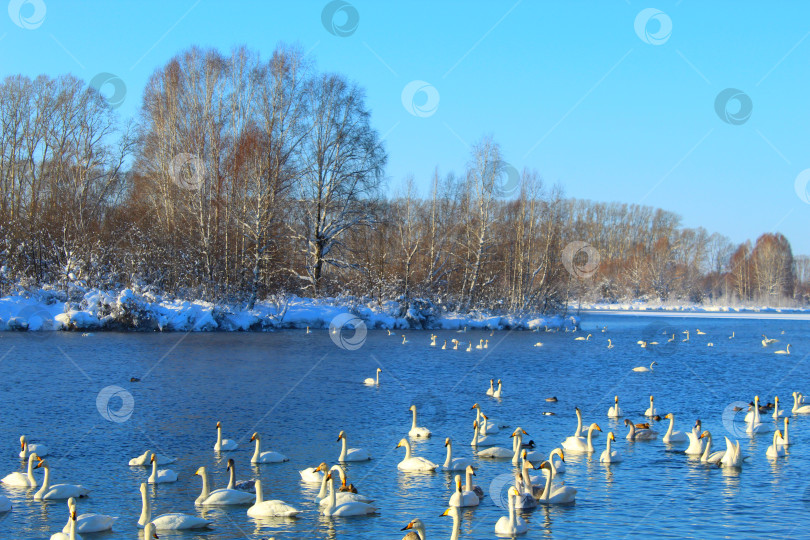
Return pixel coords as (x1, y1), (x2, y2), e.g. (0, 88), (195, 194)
(337, 430), (371, 461)
(214, 421), (238, 452)
(138, 482), (211, 529)
(684, 420), (705, 454)
(494, 490), (528, 535)
(363, 368), (381, 386)
(766, 430), (786, 458)
(662, 414), (688, 444)
(247, 478), (299, 517)
(792, 392), (810, 414)
(396, 438), (439, 472)
(60, 497), (116, 533)
(321, 472), (377, 516)
(624, 419), (658, 441)
(633, 361), (657, 372)
(492, 379), (503, 399)
(599, 432), (623, 463)
(449, 474), (479, 507)
(443, 438), (473, 471)
(250, 432), (289, 463)
(774, 344), (791, 355)
(148, 453), (178, 484)
(545, 396), (558, 402)
(128, 451), (176, 467)
(464, 465), (484, 499)
(644, 395), (657, 417)
(194, 465), (255, 505)
(697, 431), (726, 464)
(408, 405), (432, 438)
(574, 333), (592, 341)
(226, 459), (255, 492)
(607, 395), (622, 418)
(3, 452), (39, 487)
(33, 461), (90, 500)
(562, 423), (601, 453)
(19, 435), (48, 459)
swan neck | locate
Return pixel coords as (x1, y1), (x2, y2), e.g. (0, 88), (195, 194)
(150, 458), (157, 481)
(667, 417), (674, 436)
(252, 436), (261, 461)
(26, 454), (35, 479)
(403, 439), (413, 461)
(520, 461), (532, 490)
(227, 463), (235, 489)
(465, 469), (473, 491)
(216, 425), (222, 447)
(444, 441), (452, 468)
(199, 468), (210, 501)
(541, 464), (552, 502)
(328, 476), (337, 509)
(316, 470), (329, 499)
(340, 436), (348, 461)
(508, 492), (516, 525)
(411, 408), (417, 430)
(701, 434), (711, 460)
(450, 509), (460, 540)
(576, 409), (582, 435)
(511, 433), (522, 464)
(254, 479), (263, 504)
(139, 486), (150, 526)
(35, 464), (50, 498)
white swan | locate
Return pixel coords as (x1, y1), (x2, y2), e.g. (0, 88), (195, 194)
(443, 438), (473, 471)
(138, 482), (211, 529)
(194, 465), (255, 505)
(315, 465), (374, 506)
(250, 432), (289, 463)
(19, 435), (48, 459)
(662, 414), (688, 444)
(766, 430), (786, 458)
(299, 462), (326, 483)
(600, 432), (623, 463)
(148, 453), (178, 484)
(470, 421), (498, 447)
(321, 472), (377, 516)
(397, 438), (438, 471)
(214, 421), (238, 452)
(61, 497), (116, 533)
(774, 344), (791, 355)
(33, 461), (90, 500)
(486, 379), (495, 396)
(632, 361), (657, 372)
(364, 368), (381, 386)
(226, 458), (255, 492)
(776, 418), (790, 446)
(607, 339), (614, 349)
(449, 474), (479, 507)
(51, 506), (82, 540)
(493, 379), (503, 399)
(698, 431), (726, 464)
(792, 392), (810, 414)
(684, 420), (705, 454)
(720, 437), (744, 467)
(510, 429), (534, 465)
(562, 423), (601, 453)
(607, 396), (622, 418)
(337, 430), (371, 461)
(247, 478), (300, 517)
(747, 396), (773, 433)
(494, 490), (528, 535)
(440, 507), (462, 540)
(128, 450), (176, 467)
(696, 329), (706, 335)
(471, 403), (499, 433)
(3, 452), (39, 487)
(644, 395), (657, 417)
(762, 334), (778, 347)
(464, 465), (484, 499)
(624, 419), (658, 440)
(408, 405), (431, 438)
(537, 459), (576, 504)
(574, 333), (592, 341)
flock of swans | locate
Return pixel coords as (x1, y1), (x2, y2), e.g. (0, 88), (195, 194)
(0, 323), (803, 539)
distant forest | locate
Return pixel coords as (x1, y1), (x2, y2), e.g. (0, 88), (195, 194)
(1, 45), (807, 312)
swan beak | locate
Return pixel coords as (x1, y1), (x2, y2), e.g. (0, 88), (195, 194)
(522, 429), (528, 435)
(441, 508), (451, 516)
(216, 421), (221, 428)
(559, 451), (565, 462)
(401, 522), (414, 531)
(595, 425), (602, 432)
(444, 439), (449, 447)
(250, 434), (256, 442)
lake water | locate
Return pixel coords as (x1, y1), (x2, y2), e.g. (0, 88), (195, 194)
(1, 314), (809, 539)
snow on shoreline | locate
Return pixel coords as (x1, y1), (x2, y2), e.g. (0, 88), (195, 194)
(0, 287), (576, 333)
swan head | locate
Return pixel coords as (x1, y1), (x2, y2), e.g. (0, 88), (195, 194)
(650, 395), (655, 402)
(34, 459), (48, 470)
(614, 396), (619, 403)
(509, 428), (528, 437)
(444, 437), (451, 447)
(227, 458), (235, 470)
(441, 506), (458, 517)
(250, 432), (259, 442)
(194, 466), (206, 476)
(150, 453), (156, 463)
(402, 519), (425, 532)
(396, 438), (408, 449)
(624, 419), (632, 426)
(19, 435), (26, 449)
(497, 379), (502, 385)
(471, 403), (479, 410)
(608, 432), (616, 442)
(466, 465), (476, 475)
(67, 497), (76, 510)
(699, 430), (710, 439)
(216, 421), (221, 428)
(664, 413), (674, 420)
(376, 368), (381, 373)
(409, 405), (417, 412)
(590, 423), (602, 432)
(139, 482), (148, 494)
(538, 461), (550, 470)
(337, 430), (346, 441)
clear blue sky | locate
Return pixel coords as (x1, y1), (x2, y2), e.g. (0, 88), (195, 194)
(2, 0), (808, 254)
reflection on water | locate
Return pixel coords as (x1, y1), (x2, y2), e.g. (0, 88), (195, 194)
(0, 315), (808, 538)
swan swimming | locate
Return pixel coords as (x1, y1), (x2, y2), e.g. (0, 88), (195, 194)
(214, 421), (238, 452)
(396, 438), (439, 471)
(599, 432), (623, 463)
(493, 379), (503, 399)
(364, 368), (381, 386)
(662, 414), (688, 444)
(776, 418), (790, 446)
(61, 497), (117, 534)
(562, 423), (601, 453)
(337, 430), (371, 461)
(315, 465), (374, 506)
(644, 395), (657, 417)
(774, 344), (791, 355)
(449, 474), (479, 507)
(632, 361), (657, 372)
(148, 453), (178, 484)
(574, 333), (592, 341)
(194, 465), (255, 505)
(19, 435), (48, 459)
(443, 438), (473, 470)
(792, 392), (810, 414)
(321, 472), (377, 516)
(226, 458), (255, 492)
(250, 432), (289, 463)
(247, 478), (300, 517)
(537, 459), (576, 504)
(3, 452), (39, 487)
(766, 430), (786, 458)
(494, 490), (528, 535)
(464, 465), (484, 499)
(138, 482), (210, 529)
(607, 395), (622, 418)
(33, 461), (90, 500)
(51, 506), (82, 540)
(128, 450), (176, 467)
(408, 405), (431, 438)
(698, 431), (726, 464)
(684, 420), (705, 454)
(747, 396), (774, 433)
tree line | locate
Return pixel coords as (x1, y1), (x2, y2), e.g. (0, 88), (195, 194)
(1, 44), (807, 311)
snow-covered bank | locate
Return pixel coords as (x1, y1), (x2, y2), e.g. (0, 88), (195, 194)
(0, 287), (576, 333)
(574, 301), (810, 320)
